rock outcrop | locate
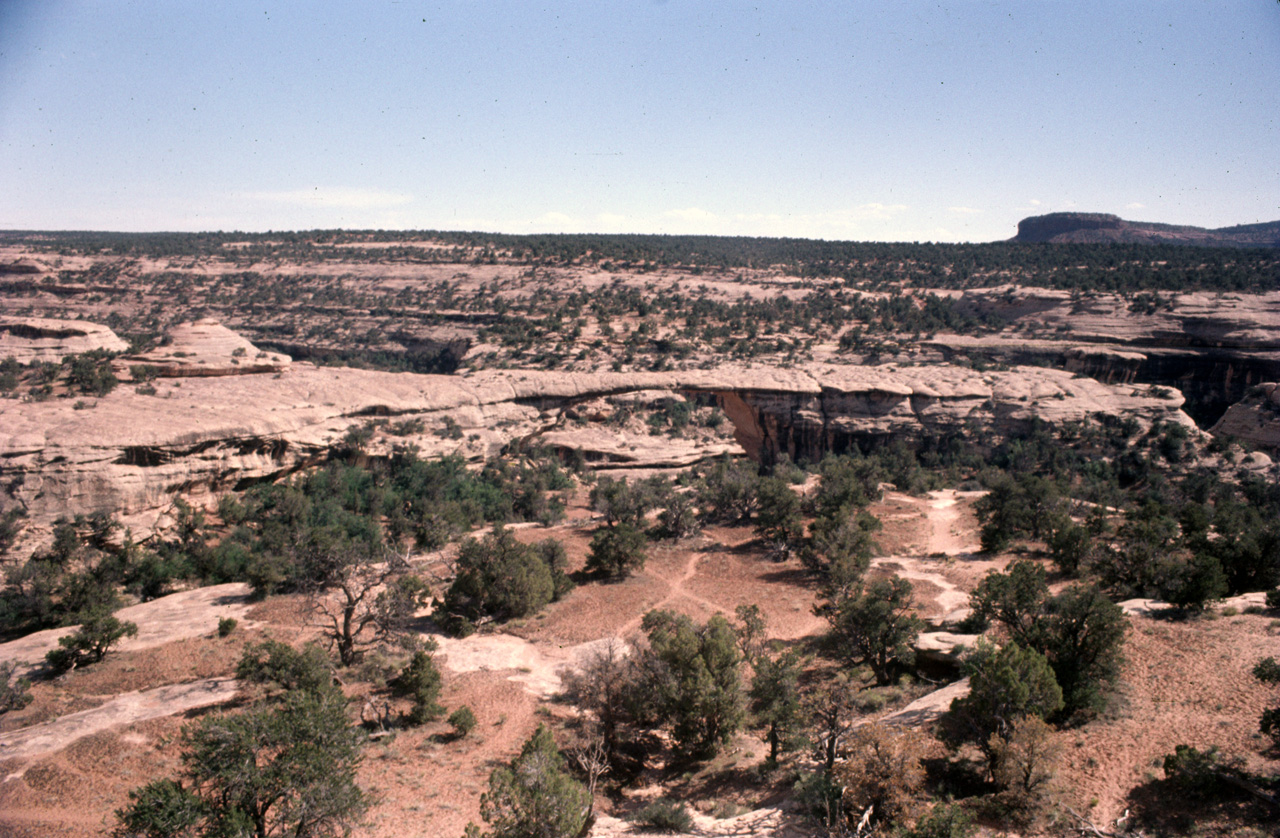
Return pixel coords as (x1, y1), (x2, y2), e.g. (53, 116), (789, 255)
(1013, 212), (1280, 248)
(933, 289), (1280, 425)
(0, 317), (130, 363)
(0, 319), (1195, 557)
(1211, 382), (1280, 454)
(125, 319), (291, 377)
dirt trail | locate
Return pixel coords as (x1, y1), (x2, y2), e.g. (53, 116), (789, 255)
(431, 634), (615, 699)
(0, 677), (239, 769)
(872, 555), (971, 615)
(437, 546), (731, 698)
(616, 547), (722, 637)
(870, 490), (986, 617)
(923, 489), (983, 556)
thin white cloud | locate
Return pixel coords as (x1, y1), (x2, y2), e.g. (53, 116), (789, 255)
(1125, 202), (1146, 210)
(734, 212), (786, 225)
(595, 212), (629, 231)
(246, 188), (414, 209)
(948, 206), (982, 215)
(533, 211), (576, 228)
(654, 204), (912, 238)
(847, 202), (909, 220)
(664, 207), (719, 223)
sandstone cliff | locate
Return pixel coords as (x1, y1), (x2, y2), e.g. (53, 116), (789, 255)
(935, 288), (1280, 425)
(0, 317), (130, 364)
(1211, 382), (1280, 454)
(1013, 212), (1280, 247)
(0, 321), (1194, 557)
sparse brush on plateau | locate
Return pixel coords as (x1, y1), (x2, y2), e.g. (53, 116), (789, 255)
(1, 217), (1279, 838)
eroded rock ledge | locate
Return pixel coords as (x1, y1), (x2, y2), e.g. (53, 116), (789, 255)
(0, 327), (1191, 555)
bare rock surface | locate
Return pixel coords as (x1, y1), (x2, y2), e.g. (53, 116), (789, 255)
(538, 425), (743, 467)
(0, 328), (1192, 554)
(0, 677), (239, 766)
(0, 317), (129, 363)
(1212, 382), (1280, 453)
(914, 631), (980, 665)
(124, 318), (290, 377)
(0, 583), (255, 679)
(885, 677), (971, 727)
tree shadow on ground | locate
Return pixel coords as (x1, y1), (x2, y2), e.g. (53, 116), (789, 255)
(1125, 772), (1278, 837)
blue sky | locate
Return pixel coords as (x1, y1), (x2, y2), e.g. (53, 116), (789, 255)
(1, 1), (1277, 241)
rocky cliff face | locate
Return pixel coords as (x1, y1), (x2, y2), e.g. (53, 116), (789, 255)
(1211, 383), (1280, 454)
(1013, 212), (1280, 247)
(0, 321), (1194, 556)
(0, 317), (130, 363)
(938, 289), (1280, 425)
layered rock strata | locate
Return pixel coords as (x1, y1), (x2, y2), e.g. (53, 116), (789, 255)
(0, 317), (130, 363)
(0, 321), (1193, 556)
(1211, 382), (1280, 454)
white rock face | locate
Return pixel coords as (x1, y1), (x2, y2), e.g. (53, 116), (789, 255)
(0, 325), (1196, 558)
(1212, 382), (1280, 454)
(0, 317), (129, 363)
(124, 319), (291, 377)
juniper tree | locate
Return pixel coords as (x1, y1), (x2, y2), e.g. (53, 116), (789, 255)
(114, 684), (367, 838)
(471, 725), (591, 838)
(633, 609), (745, 757)
(826, 575), (923, 685)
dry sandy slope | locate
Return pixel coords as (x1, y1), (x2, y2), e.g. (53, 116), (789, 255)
(0, 491), (978, 838)
(0, 490), (1276, 838)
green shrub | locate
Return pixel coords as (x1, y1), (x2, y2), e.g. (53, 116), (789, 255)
(440, 526), (566, 631)
(66, 350), (119, 396)
(473, 725), (590, 838)
(631, 798), (694, 833)
(695, 458), (759, 524)
(585, 522), (648, 579)
(111, 778), (205, 838)
(0, 357), (19, 392)
(0, 661), (33, 714)
(216, 617), (237, 637)
(216, 494), (248, 525)
(825, 575), (922, 685)
(235, 640), (333, 694)
(45, 608), (138, 672)
(112, 687), (367, 838)
(793, 769), (842, 828)
(633, 610), (744, 757)
(393, 649), (445, 725)
(902, 804), (976, 838)
(1255, 656), (1280, 747)
(943, 641), (1063, 773)
(449, 705), (477, 739)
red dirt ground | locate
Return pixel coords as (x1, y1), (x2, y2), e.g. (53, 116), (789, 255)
(1, 489), (1277, 837)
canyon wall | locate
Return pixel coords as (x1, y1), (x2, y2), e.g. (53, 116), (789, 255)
(0, 322), (1194, 556)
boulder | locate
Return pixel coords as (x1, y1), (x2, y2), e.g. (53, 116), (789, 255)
(914, 631), (980, 665)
